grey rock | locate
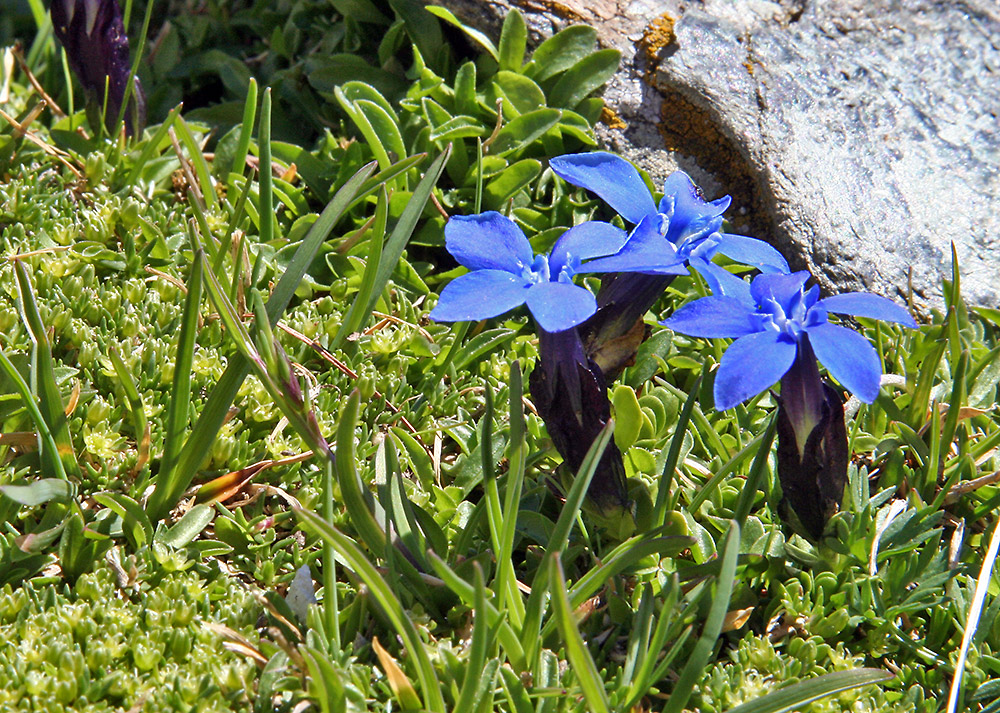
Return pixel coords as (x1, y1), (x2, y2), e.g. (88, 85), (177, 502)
(428, 0), (1000, 310)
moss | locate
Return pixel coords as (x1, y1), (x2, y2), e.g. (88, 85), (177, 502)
(0, 563), (260, 712)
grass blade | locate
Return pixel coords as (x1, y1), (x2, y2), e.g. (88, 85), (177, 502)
(427, 551), (526, 671)
(656, 370), (702, 521)
(174, 115), (219, 211)
(335, 391), (387, 555)
(522, 419), (614, 666)
(361, 146), (450, 321)
(159, 161), (377, 520)
(0, 347), (67, 481)
(725, 669), (894, 713)
(662, 521), (741, 713)
(733, 413), (777, 526)
(295, 507), (446, 713)
(108, 348), (150, 476)
(947, 516), (1000, 713)
(549, 555), (610, 713)
(454, 565), (492, 712)
(146, 255), (203, 520)
(14, 260), (77, 478)
(494, 363), (527, 629)
(330, 186), (388, 349)
(120, 103), (180, 188)
(229, 77), (258, 185)
(257, 88), (274, 250)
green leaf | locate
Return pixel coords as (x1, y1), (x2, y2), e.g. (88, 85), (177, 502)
(335, 391), (387, 554)
(174, 115), (219, 210)
(0, 346), (67, 482)
(93, 492), (152, 550)
(498, 9), (527, 71)
(428, 115), (487, 143)
(493, 71), (546, 115)
(357, 99), (407, 162)
(724, 669), (894, 713)
(454, 62), (477, 116)
(331, 187), (389, 349)
(340, 81), (400, 123)
(522, 421), (615, 666)
(612, 384), (643, 451)
(947, 517), (1000, 713)
(121, 104), (181, 189)
(363, 147), (450, 319)
(157, 504), (214, 549)
(453, 566), (494, 712)
(483, 158), (541, 209)
(0, 479), (75, 506)
(147, 255), (203, 518)
(525, 26), (598, 82)
(257, 89), (275, 248)
(427, 552), (526, 671)
(424, 6), (498, 60)
(452, 328), (519, 370)
(108, 348), (150, 474)
(548, 48), (621, 109)
(228, 77), (258, 183)
(489, 108), (561, 157)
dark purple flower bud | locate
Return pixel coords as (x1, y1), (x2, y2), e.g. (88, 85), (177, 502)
(528, 327), (632, 527)
(775, 336), (849, 538)
(50, 0), (146, 137)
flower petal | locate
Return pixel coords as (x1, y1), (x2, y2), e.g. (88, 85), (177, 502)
(659, 171), (731, 242)
(429, 270), (530, 323)
(714, 331), (798, 410)
(749, 270), (812, 307)
(549, 221), (629, 276)
(445, 212), (533, 273)
(816, 293), (917, 328)
(806, 321), (882, 402)
(549, 152), (657, 225)
(714, 233), (790, 273)
(690, 259), (753, 304)
(524, 281), (597, 332)
(577, 214), (688, 275)
(661, 296), (759, 338)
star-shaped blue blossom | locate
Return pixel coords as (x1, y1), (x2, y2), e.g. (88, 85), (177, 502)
(549, 152), (788, 295)
(429, 212), (628, 333)
(662, 271), (918, 409)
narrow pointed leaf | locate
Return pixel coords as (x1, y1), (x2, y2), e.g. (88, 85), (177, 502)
(295, 507), (446, 713)
(725, 669), (894, 713)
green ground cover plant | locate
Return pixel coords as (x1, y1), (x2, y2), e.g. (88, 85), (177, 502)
(2, 1), (1000, 711)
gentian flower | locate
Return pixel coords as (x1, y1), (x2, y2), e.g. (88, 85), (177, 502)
(663, 270), (916, 537)
(50, 0), (146, 137)
(549, 151), (788, 294)
(662, 270), (917, 409)
(429, 211), (627, 333)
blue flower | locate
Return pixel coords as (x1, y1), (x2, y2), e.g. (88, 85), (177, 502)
(429, 212), (628, 333)
(662, 271), (918, 409)
(549, 152), (787, 294)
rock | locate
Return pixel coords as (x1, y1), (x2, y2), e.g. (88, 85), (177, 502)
(427, 0), (1000, 310)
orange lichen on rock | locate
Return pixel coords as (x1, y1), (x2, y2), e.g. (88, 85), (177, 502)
(600, 105), (627, 129)
(640, 13), (676, 67)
